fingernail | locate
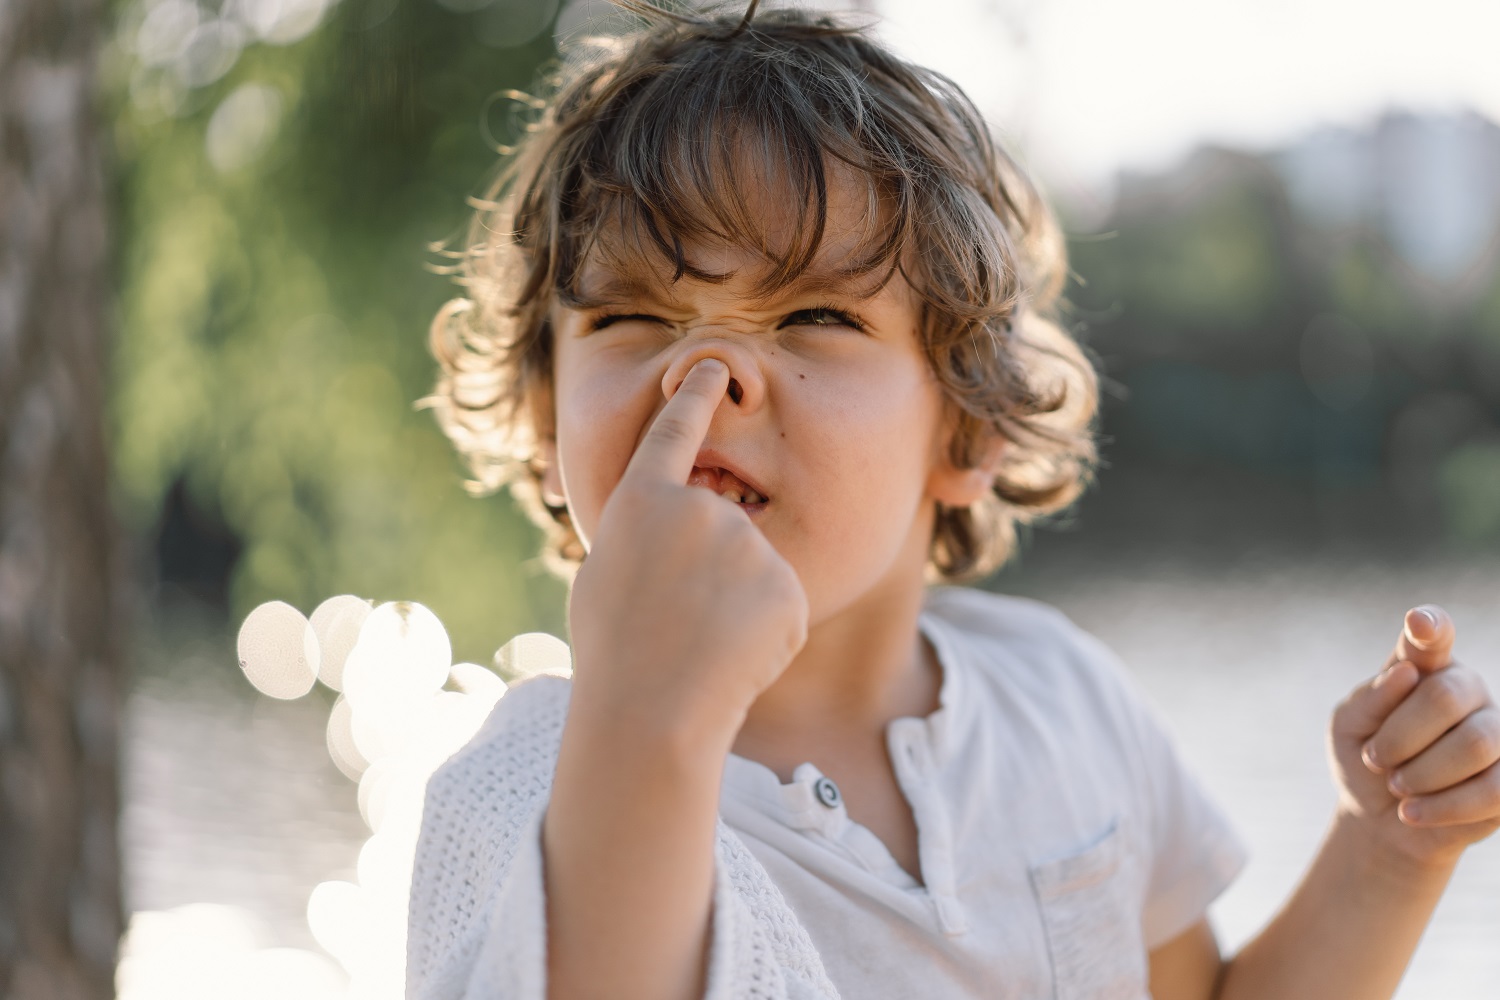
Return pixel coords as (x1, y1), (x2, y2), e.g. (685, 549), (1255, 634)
(1406, 606), (1440, 645)
(1387, 772), (1407, 796)
(695, 358), (726, 374)
(1399, 799), (1423, 824)
(1362, 742), (1381, 770)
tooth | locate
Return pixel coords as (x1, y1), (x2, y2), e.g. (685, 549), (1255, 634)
(745, 490), (763, 504)
(722, 489), (743, 503)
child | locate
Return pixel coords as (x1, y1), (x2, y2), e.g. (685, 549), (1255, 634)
(407, 4), (1500, 998)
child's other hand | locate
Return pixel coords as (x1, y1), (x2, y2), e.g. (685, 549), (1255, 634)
(567, 358), (808, 745)
(1329, 605), (1500, 868)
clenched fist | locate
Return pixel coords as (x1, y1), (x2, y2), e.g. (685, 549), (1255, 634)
(567, 358), (808, 744)
(1330, 605), (1500, 869)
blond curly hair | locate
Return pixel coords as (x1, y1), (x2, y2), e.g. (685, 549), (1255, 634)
(423, 1), (1098, 581)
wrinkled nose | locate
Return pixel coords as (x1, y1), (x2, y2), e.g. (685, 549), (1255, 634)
(661, 339), (765, 414)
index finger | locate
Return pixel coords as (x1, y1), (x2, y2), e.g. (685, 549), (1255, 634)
(1386, 604), (1455, 674)
(620, 358), (731, 487)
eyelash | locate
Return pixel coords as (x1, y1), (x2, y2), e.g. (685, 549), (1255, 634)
(587, 312), (660, 332)
(587, 305), (866, 333)
(783, 304), (866, 331)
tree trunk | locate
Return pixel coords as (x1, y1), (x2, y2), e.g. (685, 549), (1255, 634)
(0, 0), (125, 996)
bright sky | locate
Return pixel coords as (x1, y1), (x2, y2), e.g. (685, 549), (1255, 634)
(873, 0), (1500, 202)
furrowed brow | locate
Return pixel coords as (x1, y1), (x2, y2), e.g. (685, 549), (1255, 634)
(556, 254), (893, 311)
(775, 262), (893, 302)
(557, 271), (665, 310)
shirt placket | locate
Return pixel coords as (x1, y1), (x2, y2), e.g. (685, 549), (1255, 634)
(889, 716), (969, 936)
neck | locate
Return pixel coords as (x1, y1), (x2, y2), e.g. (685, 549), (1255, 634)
(734, 569), (940, 761)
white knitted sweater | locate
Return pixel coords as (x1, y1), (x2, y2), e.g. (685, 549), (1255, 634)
(405, 674), (842, 1000)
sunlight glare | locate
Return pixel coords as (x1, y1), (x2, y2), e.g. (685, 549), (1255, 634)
(309, 594), (373, 691)
(449, 660), (508, 700)
(306, 879), (367, 973)
(206, 83), (282, 172)
(357, 828), (416, 904)
(342, 601), (451, 704)
(492, 631), (572, 682)
(230, 593), (537, 996)
(134, 0), (198, 67)
(325, 694), (368, 781)
(224, 948), (346, 1000)
(227, 0), (332, 45)
(118, 904), (345, 1000)
(236, 600), (319, 699)
(348, 683), (430, 762)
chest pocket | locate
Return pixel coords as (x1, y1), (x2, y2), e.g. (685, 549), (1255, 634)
(1028, 820), (1148, 1000)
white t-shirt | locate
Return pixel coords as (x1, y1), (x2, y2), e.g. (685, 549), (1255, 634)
(716, 586), (1247, 999)
(405, 586), (1247, 1000)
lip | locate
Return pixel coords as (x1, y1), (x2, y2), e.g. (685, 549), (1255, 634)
(691, 448), (771, 502)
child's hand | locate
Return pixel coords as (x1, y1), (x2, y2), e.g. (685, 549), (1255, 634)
(567, 358), (808, 743)
(1329, 605), (1500, 868)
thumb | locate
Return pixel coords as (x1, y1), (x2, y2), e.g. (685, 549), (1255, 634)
(1391, 604), (1455, 674)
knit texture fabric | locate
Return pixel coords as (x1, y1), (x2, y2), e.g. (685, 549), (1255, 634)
(405, 675), (841, 1000)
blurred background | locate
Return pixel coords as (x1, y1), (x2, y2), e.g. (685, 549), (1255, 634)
(3, 0), (1498, 996)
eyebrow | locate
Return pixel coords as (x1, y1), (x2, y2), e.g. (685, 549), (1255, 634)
(557, 272), (675, 310)
(558, 262), (892, 312)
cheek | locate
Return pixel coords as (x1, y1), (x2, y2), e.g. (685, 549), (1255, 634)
(811, 364), (941, 462)
(552, 357), (656, 544)
(793, 362), (945, 514)
(775, 365), (944, 614)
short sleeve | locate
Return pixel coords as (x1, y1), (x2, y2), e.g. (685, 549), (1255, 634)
(1136, 711), (1248, 945)
(1078, 632), (1250, 948)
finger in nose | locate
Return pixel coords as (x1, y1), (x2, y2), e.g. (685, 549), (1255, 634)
(661, 342), (763, 410)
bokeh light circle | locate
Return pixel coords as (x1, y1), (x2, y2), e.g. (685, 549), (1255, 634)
(325, 695), (368, 781)
(492, 631), (571, 682)
(309, 594), (373, 691)
(342, 601), (450, 707)
(236, 601), (319, 699)
(306, 880), (366, 971)
(449, 661), (507, 700)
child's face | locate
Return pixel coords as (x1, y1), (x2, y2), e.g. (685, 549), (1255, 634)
(546, 175), (986, 625)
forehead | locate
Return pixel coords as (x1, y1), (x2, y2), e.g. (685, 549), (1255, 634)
(558, 146), (900, 309)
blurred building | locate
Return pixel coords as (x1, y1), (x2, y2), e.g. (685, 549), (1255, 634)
(1276, 111), (1500, 295)
(1061, 109), (1500, 552)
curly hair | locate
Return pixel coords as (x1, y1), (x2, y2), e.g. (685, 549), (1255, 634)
(422, 1), (1098, 581)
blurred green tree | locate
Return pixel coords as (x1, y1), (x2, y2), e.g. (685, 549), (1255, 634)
(1068, 142), (1500, 542)
(107, 0), (567, 662)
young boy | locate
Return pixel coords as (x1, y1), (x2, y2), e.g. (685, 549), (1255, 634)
(407, 5), (1500, 999)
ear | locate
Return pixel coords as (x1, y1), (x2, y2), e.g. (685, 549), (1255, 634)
(529, 377), (567, 509)
(928, 429), (1005, 508)
(537, 438), (566, 508)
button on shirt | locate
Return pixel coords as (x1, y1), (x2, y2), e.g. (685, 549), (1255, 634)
(717, 587), (1248, 1000)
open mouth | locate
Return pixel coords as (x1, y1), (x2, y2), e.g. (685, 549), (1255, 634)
(686, 465), (768, 507)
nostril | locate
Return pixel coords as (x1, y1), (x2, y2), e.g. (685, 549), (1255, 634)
(727, 378), (743, 405)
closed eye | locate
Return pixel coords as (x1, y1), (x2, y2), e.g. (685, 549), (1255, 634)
(588, 312), (667, 332)
(779, 306), (866, 332)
